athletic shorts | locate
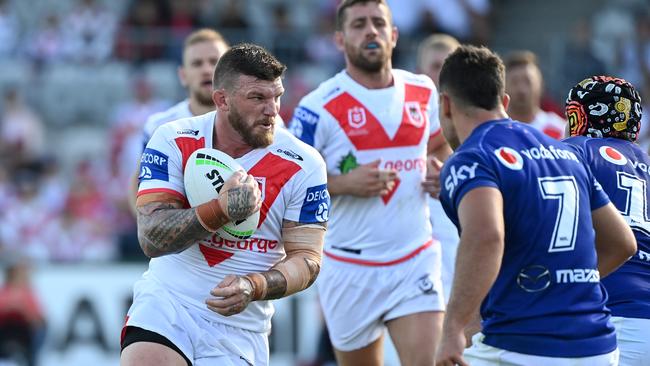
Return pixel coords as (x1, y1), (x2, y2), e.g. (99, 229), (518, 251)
(121, 278), (269, 366)
(464, 333), (619, 366)
(611, 316), (650, 366)
(317, 245), (445, 351)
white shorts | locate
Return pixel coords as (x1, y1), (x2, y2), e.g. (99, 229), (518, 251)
(124, 278), (269, 366)
(611, 316), (650, 366)
(464, 333), (619, 366)
(429, 198), (459, 303)
(317, 245), (445, 351)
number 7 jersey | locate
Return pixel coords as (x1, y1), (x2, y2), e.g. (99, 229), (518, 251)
(440, 119), (615, 358)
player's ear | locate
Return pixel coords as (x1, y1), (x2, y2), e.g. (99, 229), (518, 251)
(334, 31), (345, 52)
(502, 93), (510, 111)
(391, 26), (398, 48)
(213, 89), (229, 112)
(440, 93), (452, 119)
(178, 66), (188, 88)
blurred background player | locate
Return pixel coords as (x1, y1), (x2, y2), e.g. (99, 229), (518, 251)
(436, 45), (636, 366)
(290, 1), (450, 365)
(129, 28), (229, 207)
(121, 44), (328, 366)
(416, 33), (460, 304)
(504, 50), (567, 140)
(564, 76), (650, 366)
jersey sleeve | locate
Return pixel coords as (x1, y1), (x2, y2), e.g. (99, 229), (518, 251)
(137, 125), (186, 201)
(440, 150), (499, 225)
(288, 100), (327, 151)
(427, 82), (441, 136)
(283, 157), (329, 224)
(563, 137), (610, 210)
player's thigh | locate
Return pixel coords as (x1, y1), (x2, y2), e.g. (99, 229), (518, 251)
(386, 311), (443, 366)
(121, 341), (187, 366)
(333, 333), (384, 366)
(611, 316), (650, 366)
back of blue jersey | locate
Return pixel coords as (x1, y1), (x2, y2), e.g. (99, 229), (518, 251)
(565, 136), (650, 319)
(440, 119), (615, 358)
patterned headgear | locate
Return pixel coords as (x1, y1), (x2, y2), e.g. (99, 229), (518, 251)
(565, 76), (642, 141)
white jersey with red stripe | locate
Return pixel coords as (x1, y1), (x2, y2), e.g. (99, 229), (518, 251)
(529, 109), (567, 140)
(136, 111), (328, 333)
(141, 99), (193, 149)
(289, 69), (439, 264)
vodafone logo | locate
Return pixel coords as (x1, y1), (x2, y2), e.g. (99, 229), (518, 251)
(599, 146), (627, 165)
(494, 147), (524, 170)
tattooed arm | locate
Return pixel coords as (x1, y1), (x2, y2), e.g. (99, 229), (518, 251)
(136, 171), (262, 258)
(206, 220), (326, 316)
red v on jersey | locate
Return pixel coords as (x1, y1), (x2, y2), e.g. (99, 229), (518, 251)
(175, 136), (206, 172)
(248, 153), (302, 227)
(324, 84), (431, 151)
(199, 244), (234, 267)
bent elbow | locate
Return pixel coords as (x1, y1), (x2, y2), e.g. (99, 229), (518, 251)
(138, 232), (162, 258)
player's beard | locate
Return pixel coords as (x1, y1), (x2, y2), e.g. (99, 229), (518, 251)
(192, 88), (214, 108)
(345, 41), (390, 73)
(228, 105), (274, 148)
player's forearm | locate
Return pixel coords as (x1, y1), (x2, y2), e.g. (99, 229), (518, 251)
(327, 173), (353, 196)
(445, 233), (502, 333)
(245, 224), (325, 300)
(136, 202), (220, 258)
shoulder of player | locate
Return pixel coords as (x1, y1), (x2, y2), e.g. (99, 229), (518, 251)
(144, 101), (191, 135)
(394, 69), (436, 90)
(271, 129), (326, 168)
(151, 112), (212, 142)
(299, 74), (344, 107)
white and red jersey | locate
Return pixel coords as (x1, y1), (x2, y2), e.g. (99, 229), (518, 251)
(289, 69), (439, 264)
(141, 99), (193, 149)
(137, 112), (328, 333)
(528, 109), (567, 140)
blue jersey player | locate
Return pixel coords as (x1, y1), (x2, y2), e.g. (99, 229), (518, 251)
(564, 76), (650, 366)
(434, 46), (637, 366)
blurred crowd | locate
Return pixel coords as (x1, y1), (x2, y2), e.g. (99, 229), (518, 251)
(0, 0), (649, 265)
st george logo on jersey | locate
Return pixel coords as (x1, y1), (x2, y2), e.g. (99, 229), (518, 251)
(599, 146), (627, 165)
(405, 101), (425, 128)
(347, 106), (366, 129)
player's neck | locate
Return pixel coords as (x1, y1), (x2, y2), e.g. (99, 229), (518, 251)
(188, 98), (214, 117)
(508, 105), (539, 123)
(345, 64), (394, 89)
(459, 108), (509, 144)
(213, 112), (254, 158)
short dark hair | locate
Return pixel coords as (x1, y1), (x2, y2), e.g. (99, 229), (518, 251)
(439, 45), (505, 110)
(335, 0), (389, 30)
(212, 43), (286, 90)
(503, 50), (539, 71)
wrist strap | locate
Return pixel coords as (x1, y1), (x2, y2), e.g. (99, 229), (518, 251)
(244, 273), (267, 300)
(196, 199), (229, 232)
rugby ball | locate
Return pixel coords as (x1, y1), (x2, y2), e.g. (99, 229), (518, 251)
(184, 148), (260, 241)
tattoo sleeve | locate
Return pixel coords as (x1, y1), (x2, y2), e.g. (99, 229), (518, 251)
(136, 202), (212, 257)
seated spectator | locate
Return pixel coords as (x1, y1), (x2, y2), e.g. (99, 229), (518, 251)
(62, 0), (117, 64)
(114, 0), (171, 63)
(25, 13), (65, 65)
(0, 0), (18, 57)
(0, 87), (45, 165)
(0, 257), (45, 366)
